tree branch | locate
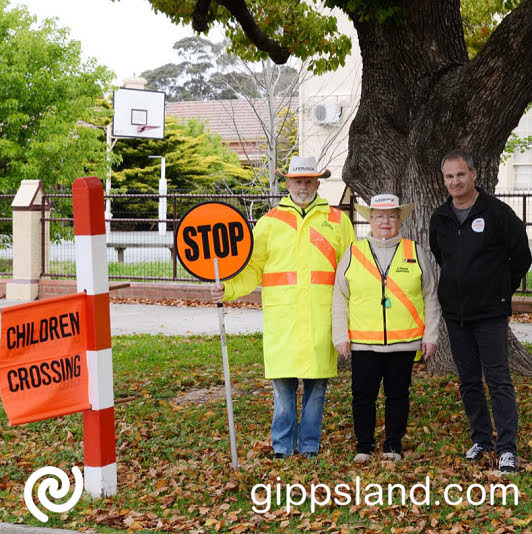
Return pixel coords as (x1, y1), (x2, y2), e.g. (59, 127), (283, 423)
(192, 0), (212, 33)
(215, 0), (290, 64)
(462, 0), (532, 153)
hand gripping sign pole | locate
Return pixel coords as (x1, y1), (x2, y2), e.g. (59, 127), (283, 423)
(213, 258), (238, 468)
(176, 202), (253, 470)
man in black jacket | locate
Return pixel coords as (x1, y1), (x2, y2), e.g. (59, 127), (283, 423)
(429, 149), (531, 473)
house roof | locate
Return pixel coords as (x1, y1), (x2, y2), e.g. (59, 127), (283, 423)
(166, 98), (298, 142)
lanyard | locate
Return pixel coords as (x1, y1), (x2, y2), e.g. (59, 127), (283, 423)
(369, 242), (398, 309)
(369, 242), (398, 280)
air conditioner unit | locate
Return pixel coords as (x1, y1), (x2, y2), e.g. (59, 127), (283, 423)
(312, 102), (342, 125)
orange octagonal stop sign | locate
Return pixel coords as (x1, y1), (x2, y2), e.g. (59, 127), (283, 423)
(176, 202), (254, 281)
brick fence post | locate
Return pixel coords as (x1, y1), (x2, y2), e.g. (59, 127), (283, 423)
(6, 180), (50, 300)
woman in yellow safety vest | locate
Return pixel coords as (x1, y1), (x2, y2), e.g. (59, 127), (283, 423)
(332, 194), (440, 463)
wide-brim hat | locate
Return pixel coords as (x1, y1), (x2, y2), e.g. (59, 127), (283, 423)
(355, 194), (414, 221)
(275, 156), (331, 180)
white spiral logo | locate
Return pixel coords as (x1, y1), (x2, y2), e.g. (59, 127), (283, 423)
(24, 466), (84, 522)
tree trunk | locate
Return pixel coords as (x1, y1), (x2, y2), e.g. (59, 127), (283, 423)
(342, 0), (532, 375)
(425, 322), (532, 376)
(424, 323), (457, 375)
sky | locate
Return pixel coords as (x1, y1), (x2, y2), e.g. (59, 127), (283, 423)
(8, 0), (213, 84)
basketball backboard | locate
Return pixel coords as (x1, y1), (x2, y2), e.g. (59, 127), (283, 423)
(112, 88), (165, 139)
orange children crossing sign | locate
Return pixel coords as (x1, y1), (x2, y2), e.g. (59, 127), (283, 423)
(0, 293), (90, 426)
(176, 202), (253, 281)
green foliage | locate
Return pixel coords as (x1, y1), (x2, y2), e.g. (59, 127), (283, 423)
(502, 133), (532, 163)
(146, 0), (352, 75)
(112, 116), (252, 193)
(0, 0), (114, 193)
(501, 103), (532, 163)
(46, 260), (190, 280)
(146, 0), (523, 74)
(460, 0), (522, 58)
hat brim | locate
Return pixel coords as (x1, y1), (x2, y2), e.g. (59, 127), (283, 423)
(275, 168), (331, 180)
(355, 203), (414, 221)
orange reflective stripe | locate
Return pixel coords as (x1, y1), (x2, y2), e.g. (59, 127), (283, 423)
(349, 327), (423, 342)
(403, 239), (413, 261)
(311, 271), (335, 285)
(265, 208), (297, 230)
(349, 330), (385, 342)
(385, 276), (425, 329)
(328, 207), (342, 224)
(387, 326), (424, 341)
(262, 271), (297, 287)
(351, 244), (382, 282)
(310, 227), (337, 269)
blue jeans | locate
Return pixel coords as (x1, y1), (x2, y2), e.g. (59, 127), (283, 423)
(271, 378), (328, 455)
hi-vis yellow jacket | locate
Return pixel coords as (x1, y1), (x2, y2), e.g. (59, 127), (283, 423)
(346, 239), (425, 345)
(224, 195), (355, 379)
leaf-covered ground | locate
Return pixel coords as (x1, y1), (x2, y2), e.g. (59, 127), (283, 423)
(0, 334), (530, 533)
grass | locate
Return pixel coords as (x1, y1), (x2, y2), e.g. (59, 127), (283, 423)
(44, 260), (194, 281)
(0, 334), (530, 533)
(0, 259), (194, 280)
(0, 258), (11, 275)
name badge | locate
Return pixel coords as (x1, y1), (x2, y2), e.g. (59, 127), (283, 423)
(472, 218), (485, 233)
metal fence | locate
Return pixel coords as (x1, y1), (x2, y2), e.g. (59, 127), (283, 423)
(1, 189), (531, 291)
(0, 193), (16, 276)
(41, 191), (283, 282)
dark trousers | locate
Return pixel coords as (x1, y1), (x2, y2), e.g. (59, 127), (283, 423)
(351, 350), (415, 454)
(445, 317), (518, 455)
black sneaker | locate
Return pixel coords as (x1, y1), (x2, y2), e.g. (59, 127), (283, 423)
(300, 451), (318, 459)
(274, 452), (287, 459)
(498, 452), (517, 472)
(465, 443), (486, 461)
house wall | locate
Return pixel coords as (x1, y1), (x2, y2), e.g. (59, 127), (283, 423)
(298, 8), (362, 205)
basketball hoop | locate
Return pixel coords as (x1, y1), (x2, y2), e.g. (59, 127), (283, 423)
(112, 88), (165, 140)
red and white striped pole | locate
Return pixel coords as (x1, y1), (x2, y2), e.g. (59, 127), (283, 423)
(72, 177), (117, 497)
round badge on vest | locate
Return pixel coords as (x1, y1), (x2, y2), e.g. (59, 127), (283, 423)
(471, 218), (485, 233)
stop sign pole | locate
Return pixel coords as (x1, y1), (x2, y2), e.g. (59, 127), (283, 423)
(214, 258), (238, 469)
(175, 202), (253, 471)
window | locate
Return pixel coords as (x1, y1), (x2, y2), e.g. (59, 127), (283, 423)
(513, 109), (532, 190)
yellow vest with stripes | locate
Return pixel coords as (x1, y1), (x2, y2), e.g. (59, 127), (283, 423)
(346, 239), (425, 345)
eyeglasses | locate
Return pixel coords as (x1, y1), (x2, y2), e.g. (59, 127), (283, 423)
(371, 214), (399, 222)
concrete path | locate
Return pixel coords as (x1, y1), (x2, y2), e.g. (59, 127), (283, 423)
(0, 299), (263, 337)
(3, 298), (532, 341)
(0, 525), (79, 534)
(108, 303), (263, 336)
(507, 321), (532, 343)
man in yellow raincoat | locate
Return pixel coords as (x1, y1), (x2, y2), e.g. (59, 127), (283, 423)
(211, 156), (355, 459)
